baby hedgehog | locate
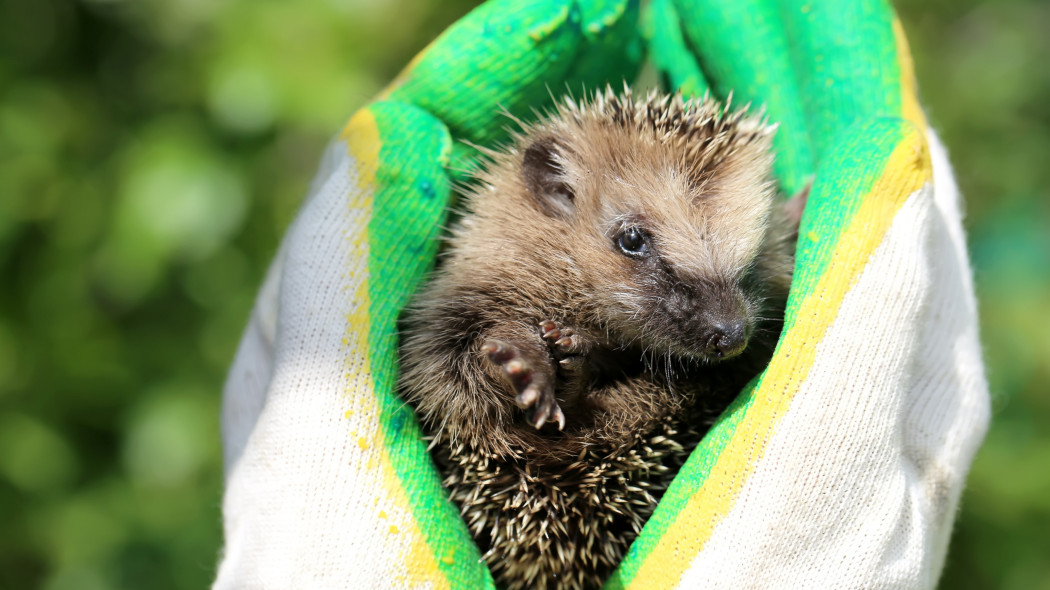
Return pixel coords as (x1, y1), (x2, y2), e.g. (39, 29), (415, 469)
(398, 88), (800, 590)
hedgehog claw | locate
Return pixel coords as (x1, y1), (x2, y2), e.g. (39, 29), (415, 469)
(559, 356), (583, 369)
(483, 338), (561, 430)
(484, 339), (538, 390)
(504, 359), (526, 377)
(539, 320), (587, 357)
(482, 341), (516, 364)
(516, 386), (540, 409)
(521, 385), (563, 431)
(527, 391), (564, 431)
(552, 407), (566, 431)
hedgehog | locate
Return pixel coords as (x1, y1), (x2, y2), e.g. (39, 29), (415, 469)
(398, 88), (801, 589)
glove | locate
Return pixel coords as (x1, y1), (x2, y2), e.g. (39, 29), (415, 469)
(608, 1), (990, 588)
(216, 0), (990, 587)
(214, 1), (641, 587)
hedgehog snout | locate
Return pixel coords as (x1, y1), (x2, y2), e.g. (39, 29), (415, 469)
(656, 280), (753, 360)
(702, 319), (749, 359)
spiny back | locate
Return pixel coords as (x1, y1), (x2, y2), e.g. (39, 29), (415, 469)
(549, 86), (774, 180)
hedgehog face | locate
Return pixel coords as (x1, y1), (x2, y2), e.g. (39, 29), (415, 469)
(517, 90), (782, 362)
(587, 151), (777, 362)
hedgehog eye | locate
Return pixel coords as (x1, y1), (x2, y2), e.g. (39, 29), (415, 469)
(616, 227), (650, 257)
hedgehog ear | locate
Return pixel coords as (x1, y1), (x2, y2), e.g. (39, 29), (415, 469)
(522, 137), (576, 219)
(782, 178), (811, 240)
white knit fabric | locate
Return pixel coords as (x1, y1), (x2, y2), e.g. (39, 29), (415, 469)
(214, 131), (989, 588)
(216, 140), (422, 588)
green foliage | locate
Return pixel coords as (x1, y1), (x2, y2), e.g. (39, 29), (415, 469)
(0, 0), (1046, 588)
(0, 0), (480, 587)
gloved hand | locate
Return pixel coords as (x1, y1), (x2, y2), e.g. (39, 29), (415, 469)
(215, 1), (642, 587)
(215, 0), (990, 587)
(609, 1), (990, 588)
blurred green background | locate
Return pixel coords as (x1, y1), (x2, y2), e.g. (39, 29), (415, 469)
(0, 0), (1046, 588)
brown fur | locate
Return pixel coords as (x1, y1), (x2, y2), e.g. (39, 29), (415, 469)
(398, 88), (798, 589)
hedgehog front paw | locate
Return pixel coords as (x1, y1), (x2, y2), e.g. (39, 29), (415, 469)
(539, 319), (593, 383)
(539, 320), (588, 358)
(481, 339), (565, 431)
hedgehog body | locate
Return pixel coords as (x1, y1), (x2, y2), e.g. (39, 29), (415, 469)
(399, 89), (798, 589)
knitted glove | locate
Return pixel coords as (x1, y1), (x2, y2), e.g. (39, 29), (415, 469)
(607, 1), (989, 588)
(216, 0), (990, 587)
(214, 1), (641, 587)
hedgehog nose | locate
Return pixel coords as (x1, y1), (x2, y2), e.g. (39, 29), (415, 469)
(707, 321), (748, 359)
